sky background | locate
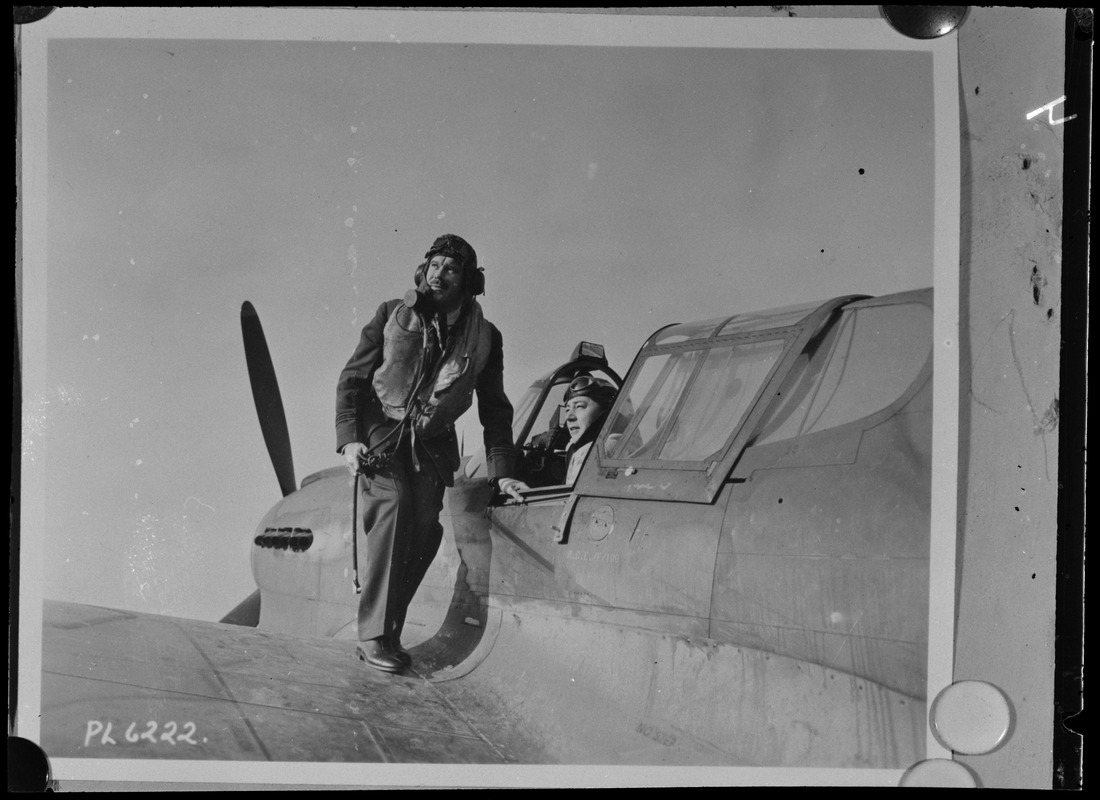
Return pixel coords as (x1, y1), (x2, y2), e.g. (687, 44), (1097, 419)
(32, 27), (934, 622)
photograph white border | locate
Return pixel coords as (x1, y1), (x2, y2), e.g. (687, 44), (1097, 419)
(17, 7), (960, 787)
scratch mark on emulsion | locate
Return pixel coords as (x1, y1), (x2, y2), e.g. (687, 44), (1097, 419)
(1036, 397), (1059, 435)
(826, 610), (864, 670)
(969, 311), (1011, 415)
(969, 310), (1056, 478)
(1002, 310), (1054, 479)
(185, 496), (216, 514)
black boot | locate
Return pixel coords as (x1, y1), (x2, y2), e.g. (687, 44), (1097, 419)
(356, 638), (404, 673)
(385, 636), (412, 666)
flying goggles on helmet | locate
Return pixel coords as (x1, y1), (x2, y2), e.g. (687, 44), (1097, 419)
(563, 374), (618, 408)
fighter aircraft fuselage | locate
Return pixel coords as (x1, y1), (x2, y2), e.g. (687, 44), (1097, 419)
(240, 289), (933, 767)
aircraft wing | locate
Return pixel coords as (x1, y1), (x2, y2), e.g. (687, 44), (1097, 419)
(39, 599), (545, 764)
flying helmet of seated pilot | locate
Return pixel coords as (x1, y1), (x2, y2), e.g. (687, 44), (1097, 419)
(563, 374), (618, 410)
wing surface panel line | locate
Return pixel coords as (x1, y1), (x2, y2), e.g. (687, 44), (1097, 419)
(411, 671), (510, 763)
(172, 619), (275, 761)
(355, 716), (394, 764)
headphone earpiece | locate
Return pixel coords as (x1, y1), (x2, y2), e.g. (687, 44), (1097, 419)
(413, 261), (428, 288)
(468, 266), (485, 297)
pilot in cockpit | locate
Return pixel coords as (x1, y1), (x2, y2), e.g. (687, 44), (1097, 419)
(560, 375), (620, 484)
(512, 374), (620, 492)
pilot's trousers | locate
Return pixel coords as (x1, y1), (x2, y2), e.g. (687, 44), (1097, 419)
(354, 438), (446, 643)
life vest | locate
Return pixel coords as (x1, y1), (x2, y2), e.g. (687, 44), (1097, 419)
(372, 299), (492, 440)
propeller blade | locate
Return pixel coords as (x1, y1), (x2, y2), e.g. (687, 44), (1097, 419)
(241, 301), (297, 497)
(219, 589), (261, 627)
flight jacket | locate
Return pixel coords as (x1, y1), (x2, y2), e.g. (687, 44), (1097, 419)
(335, 298), (517, 486)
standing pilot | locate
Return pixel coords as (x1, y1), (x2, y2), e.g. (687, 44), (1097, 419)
(335, 234), (528, 673)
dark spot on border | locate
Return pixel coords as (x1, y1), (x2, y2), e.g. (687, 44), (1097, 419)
(1030, 265), (1047, 305)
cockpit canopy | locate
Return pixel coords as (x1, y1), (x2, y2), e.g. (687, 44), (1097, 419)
(582, 291), (932, 503)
